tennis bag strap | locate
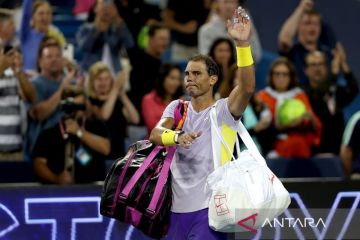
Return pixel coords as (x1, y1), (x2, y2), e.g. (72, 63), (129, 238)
(119, 100), (188, 216)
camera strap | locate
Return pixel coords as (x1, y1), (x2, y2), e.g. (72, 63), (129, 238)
(59, 122), (75, 179)
(59, 122), (69, 140)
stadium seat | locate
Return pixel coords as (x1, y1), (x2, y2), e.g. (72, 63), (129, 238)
(267, 156), (345, 178)
(52, 15), (84, 44)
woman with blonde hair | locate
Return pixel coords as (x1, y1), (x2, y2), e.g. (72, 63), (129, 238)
(87, 61), (139, 159)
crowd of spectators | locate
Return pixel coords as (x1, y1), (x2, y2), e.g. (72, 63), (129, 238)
(0, 0), (359, 183)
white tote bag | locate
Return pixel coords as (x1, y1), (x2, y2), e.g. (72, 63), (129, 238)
(207, 107), (291, 232)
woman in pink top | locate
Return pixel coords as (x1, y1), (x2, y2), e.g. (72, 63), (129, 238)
(141, 63), (183, 135)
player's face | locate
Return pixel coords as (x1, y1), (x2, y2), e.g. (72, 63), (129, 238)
(184, 61), (214, 98)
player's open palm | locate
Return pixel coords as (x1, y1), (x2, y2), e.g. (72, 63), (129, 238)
(227, 6), (251, 43)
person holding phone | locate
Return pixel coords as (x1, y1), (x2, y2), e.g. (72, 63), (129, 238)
(0, 45), (36, 161)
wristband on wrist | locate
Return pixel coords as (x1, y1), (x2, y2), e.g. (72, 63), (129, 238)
(174, 131), (185, 144)
(161, 129), (177, 146)
(236, 46), (254, 67)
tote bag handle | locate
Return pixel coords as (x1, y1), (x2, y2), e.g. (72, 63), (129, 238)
(209, 107), (267, 168)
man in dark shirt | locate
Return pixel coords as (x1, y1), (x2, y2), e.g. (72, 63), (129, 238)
(303, 49), (359, 155)
(32, 87), (110, 184)
(278, 6), (334, 84)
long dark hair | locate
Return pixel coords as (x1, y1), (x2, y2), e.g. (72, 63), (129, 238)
(208, 38), (236, 93)
(268, 57), (299, 91)
(155, 63), (183, 100)
(208, 37), (236, 68)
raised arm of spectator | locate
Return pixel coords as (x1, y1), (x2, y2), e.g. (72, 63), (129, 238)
(20, 0), (33, 42)
(9, 49), (36, 102)
(331, 42), (359, 108)
(0, 50), (11, 74)
(16, 71), (36, 102)
(107, 4), (134, 49)
(278, 0), (313, 52)
(76, 23), (102, 52)
(227, 7), (255, 118)
(64, 118), (110, 156)
(100, 71), (139, 123)
(120, 92), (139, 124)
(30, 70), (75, 121)
(100, 71), (123, 120)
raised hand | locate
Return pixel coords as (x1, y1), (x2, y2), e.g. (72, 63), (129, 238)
(61, 68), (76, 89)
(114, 70), (127, 92)
(299, 0), (314, 12)
(0, 50), (12, 73)
(335, 42), (347, 64)
(65, 118), (81, 135)
(227, 6), (251, 45)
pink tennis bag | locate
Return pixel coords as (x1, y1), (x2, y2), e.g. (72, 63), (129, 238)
(100, 101), (188, 239)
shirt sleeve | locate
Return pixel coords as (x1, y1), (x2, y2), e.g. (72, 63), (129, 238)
(161, 100), (180, 120)
(20, 0), (32, 42)
(215, 98), (241, 129)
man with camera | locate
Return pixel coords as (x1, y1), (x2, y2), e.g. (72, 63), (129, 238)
(32, 86), (110, 184)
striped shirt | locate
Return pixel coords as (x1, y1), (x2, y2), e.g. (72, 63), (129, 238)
(0, 69), (22, 152)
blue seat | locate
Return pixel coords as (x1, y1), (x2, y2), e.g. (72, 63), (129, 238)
(267, 156), (345, 178)
(313, 156), (346, 178)
(52, 15), (84, 44)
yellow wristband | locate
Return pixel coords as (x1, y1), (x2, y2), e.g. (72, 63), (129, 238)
(236, 46), (254, 67)
(161, 130), (176, 146)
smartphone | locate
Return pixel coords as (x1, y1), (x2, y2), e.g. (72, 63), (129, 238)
(63, 44), (74, 62)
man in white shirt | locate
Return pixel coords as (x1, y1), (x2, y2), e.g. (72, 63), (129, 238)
(150, 6), (255, 240)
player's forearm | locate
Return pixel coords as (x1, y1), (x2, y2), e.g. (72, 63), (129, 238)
(228, 42), (255, 117)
